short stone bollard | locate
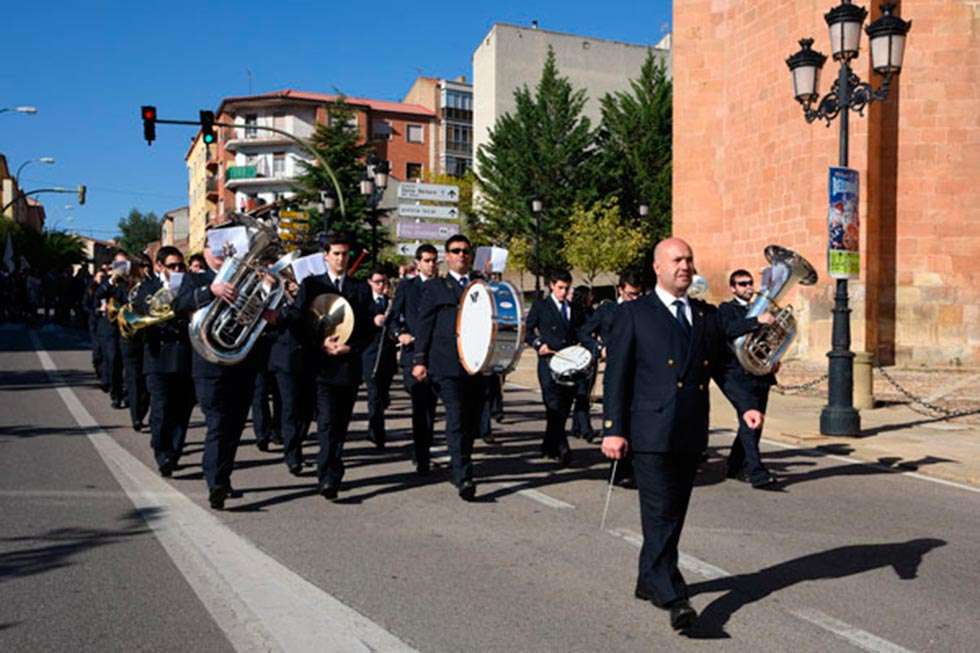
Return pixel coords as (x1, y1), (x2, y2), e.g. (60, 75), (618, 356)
(854, 352), (875, 410)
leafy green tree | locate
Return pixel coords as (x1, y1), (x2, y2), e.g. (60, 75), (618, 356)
(476, 48), (599, 278)
(563, 197), (649, 287)
(0, 222), (84, 273)
(116, 208), (161, 255)
(597, 50), (672, 245)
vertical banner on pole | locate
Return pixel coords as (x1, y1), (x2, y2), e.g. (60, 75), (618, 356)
(827, 167), (860, 279)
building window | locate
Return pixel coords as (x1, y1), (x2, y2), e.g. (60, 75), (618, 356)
(407, 124), (424, 143)
(406, 163), (422, 179)
(244, 114), (258, 139)
(371, 119), (391, 140)
(273, 152), (286, 177)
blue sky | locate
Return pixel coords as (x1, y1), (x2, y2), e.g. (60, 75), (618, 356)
(1, 0), (670, 240)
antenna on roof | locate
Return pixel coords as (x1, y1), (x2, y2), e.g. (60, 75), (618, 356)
(246, 68), (253, 95)
(531, 19), (539, 29)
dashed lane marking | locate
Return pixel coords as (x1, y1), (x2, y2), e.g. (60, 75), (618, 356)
(33, 335), (416, 653)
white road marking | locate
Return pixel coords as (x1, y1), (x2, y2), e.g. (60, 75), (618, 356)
(33, 337), (416, 653)
(517, 488), (575, 510)
(761, 438), (980, 495)
(790, 608), (914, 653)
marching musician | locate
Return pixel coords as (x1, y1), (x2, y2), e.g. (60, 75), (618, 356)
(524, 270), (584, 468)
(601, 238), (770, 632)
(133, 246), (195, 477)
(578, 269), (646, 487)
(280, 232), (373, 502)
(172, 225), (261, 510)
(251, 324), (282, 453)
(95, 251), (130, 410)
(121, 253), (151, 432)
(718, 269), (779, 488)
(386, 244), (439, 475)
(570, 284), (598, 442)
(412, 234), (486, 501)
(363, 268), (397, 450)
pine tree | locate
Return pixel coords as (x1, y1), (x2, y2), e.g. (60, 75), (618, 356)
(476, 48), (598, 277)
(116, 208), (162, 255)
(597, 50), (672, 246)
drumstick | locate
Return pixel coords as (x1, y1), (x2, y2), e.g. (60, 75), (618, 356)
(599, 460), (618, 532)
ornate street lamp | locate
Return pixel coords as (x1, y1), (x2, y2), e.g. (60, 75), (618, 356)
(638, 203), (649, 219)
(361, 155), (390, 264)
(786, 1), (910, 436)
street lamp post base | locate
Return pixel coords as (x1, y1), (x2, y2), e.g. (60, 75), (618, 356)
(819, 405), (861, 436)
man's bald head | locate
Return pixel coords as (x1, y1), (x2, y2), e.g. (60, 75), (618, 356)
(653, 238), (695, 297)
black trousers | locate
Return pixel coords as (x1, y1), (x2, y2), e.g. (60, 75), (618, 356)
(314, 382), (358, 488)
(365, 361), (395, 445)
(633, 451), (701, 606)
(538, 367), (574, 456)
(571, 374), (595, 437)
(432, 374), (486, 487)
(725, 385), (771, 480)
(251, 370), (281, 444)
(402, 366), (438, 466)
(146, 372), (195, 469)
(122, 344), (149, 426)
(275, 370), (314, 469)
(195, 370), (257, 491)
(100, 333), (124, 401)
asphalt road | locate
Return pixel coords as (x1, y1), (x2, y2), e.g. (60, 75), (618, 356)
(2, 322), (978, 652)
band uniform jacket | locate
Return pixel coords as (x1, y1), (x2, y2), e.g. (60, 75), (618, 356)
(94, 278), (127, 339)
(577, 299), (619, 358)
(282, 273), (373, 387)
(717, 299), (776, 389)
(525, 296), (585, 384)
(133, 275), (191, 376)
(363, 293), (397, 378)
(412, 273), (482, 378)
(385, 275), (427, 369)
(602, 295), (758, 453)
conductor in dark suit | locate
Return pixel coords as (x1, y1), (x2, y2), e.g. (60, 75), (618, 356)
(524, 270), (583, 467)
(280, 233), (373, 501)
(601, 238), (770, 632)
(362, 268), (397, 449)
(412, 234), (486, 501)
(385, 244), (439, 473)
(134, 246), (194, 477)
(717, 269), (778, 488)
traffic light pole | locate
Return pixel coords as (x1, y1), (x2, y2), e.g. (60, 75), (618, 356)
(1, 187), (84, 215)
(151, 117), (348, 217)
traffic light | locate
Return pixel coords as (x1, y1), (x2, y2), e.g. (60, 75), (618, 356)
(77, 185), (86, 205)
(200, 110), (216, 145)
(141, 105), (157, 145)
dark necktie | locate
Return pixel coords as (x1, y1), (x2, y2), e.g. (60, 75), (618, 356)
(334, 276), (343, 293)
(673, 299), (692, 339)
(561, 302), (569, 322)
(458, 275), (468, 287)
(377, 296), (387, 311)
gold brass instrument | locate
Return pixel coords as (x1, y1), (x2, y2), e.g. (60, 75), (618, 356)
(734, 245), (817, 376)
(308, 293), (354, 345)
(118, 285), (176, 339)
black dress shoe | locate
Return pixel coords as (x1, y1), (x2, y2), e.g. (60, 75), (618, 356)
(320, 484), (339, 501)
(557, 449), (573, 468)
(256, 439), (270, 452)
(751, 473), (778, 489)
(287, 463), (303, 477)
(481, 432), (496, 445)
(271, 433), (283, 445)
(634, 585), (656, 603)
(158, 462), (174, 478)
(458, 479), (476, 501)
(110, 399), (122, 409)
(208, 486), (228, 510)
(132, 421), (144, 432)
(667, 600), (698, 631)
(615, 475), (637, 489)
(415, 460), (431, 476)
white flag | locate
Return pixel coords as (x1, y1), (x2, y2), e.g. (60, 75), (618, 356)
(2, 234), (14, 272)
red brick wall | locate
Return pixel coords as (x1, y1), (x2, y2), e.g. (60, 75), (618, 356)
(674, 0), (980, 367)
(367, 110), (432, 180)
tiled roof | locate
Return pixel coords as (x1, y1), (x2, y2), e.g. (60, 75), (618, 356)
(217, 89), (435, 118)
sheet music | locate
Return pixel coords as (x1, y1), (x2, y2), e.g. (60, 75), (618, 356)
(475, 246), (509, 273)
(291, 252), (328, 284)
(166, 271), (184, 293)
(207, 226), (249, 259)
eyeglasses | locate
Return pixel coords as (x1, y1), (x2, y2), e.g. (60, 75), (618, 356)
(165, 262), (186, 271)
(734, 280), (753, 287)
(447, 248), (471, 255)
(369, 278), (385, 284)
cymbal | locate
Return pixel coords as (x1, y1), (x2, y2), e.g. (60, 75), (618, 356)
(309, 293), (354, 345)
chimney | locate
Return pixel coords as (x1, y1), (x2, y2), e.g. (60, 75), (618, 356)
(531, 20), (538, 29)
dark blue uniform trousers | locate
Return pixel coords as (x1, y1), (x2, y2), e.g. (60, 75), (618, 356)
(315, 382), (359, 488)
(633, 451), (701, 607)
(725, 386), (771, 480)
(276, 370), (314, 469)
(432, 375), (486, 487)
(402, 367), (438, 466)
(251, 370), (281, 444)
(146, 372), (195, 469)
(195, 370), (257, 491)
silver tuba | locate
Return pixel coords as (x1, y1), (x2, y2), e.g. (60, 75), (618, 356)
(189, 216), (298, 365)
(734, 245), (817, 376)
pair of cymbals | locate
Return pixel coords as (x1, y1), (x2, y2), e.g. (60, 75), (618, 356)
(308, 293), (354, 344)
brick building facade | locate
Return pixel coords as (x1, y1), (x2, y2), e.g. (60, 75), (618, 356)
(673, 0), (980, 367)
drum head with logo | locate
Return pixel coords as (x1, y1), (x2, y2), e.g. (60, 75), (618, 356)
(457, 281), (494, 374)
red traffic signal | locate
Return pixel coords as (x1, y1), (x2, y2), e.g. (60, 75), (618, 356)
(141, 105), (157, 145)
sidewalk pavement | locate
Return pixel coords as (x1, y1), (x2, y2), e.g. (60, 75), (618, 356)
(505, 349), (980, 490)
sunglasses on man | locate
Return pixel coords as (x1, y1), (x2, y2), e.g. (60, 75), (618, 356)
(165, 262), (186, 271)
(447, 247), (471, 255)
(734, 280), (753, 287)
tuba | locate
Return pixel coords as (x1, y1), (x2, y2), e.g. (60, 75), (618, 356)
(188, 216), (297, 365)
(734, 245), (817, 376)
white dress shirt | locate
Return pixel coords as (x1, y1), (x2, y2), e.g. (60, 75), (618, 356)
(654, 285), (692, 324)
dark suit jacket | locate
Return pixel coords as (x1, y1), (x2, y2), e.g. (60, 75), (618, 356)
(413, 274), (480, 378)
(281, 273), (373, 386)
(362, 293), (397, 380)
(385, 275), (428, 368)
(602, 294), (757, 453)
(133, 275), (191, 376)
(268, 302), (308, 375)
(94, 279), (127, 338)
(525, 296), (584, 384)
(717, 299), (776, 389)
(577, 299), (619, 357)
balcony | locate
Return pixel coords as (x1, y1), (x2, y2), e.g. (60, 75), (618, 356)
(445, 141), (472, 156)
(223, 127), (295, 152)
(442, 107), (472, 122)
(224, 165), (294, 190)
(206, 176), (218, 198)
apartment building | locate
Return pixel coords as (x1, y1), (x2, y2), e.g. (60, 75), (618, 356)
(161, 206), (189, 251)
(403, 76), (474, 177)
(184, 133), (217, 253)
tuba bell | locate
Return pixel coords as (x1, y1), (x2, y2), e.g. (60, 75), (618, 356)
(188, 216), (296, 365)
(734, 245), (817, 376)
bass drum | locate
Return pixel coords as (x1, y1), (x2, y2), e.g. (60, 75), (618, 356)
(456, 279), (524, 375)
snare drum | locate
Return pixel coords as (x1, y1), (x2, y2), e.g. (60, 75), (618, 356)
(456, 279), (525, 375)
(548, 345), (594, 386)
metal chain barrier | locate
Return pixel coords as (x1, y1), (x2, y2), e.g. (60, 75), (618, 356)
(875, 365), (979, 419)
(773, 373), (828, 395)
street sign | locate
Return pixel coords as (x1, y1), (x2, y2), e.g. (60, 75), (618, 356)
(396, 221), (456, 240)
(395, 242), (444, 256)
(397, 204), (460, 220)
(396, 182), (459, 203)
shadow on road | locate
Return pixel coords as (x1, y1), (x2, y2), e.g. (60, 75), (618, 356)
(685, 537), (946, 639)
